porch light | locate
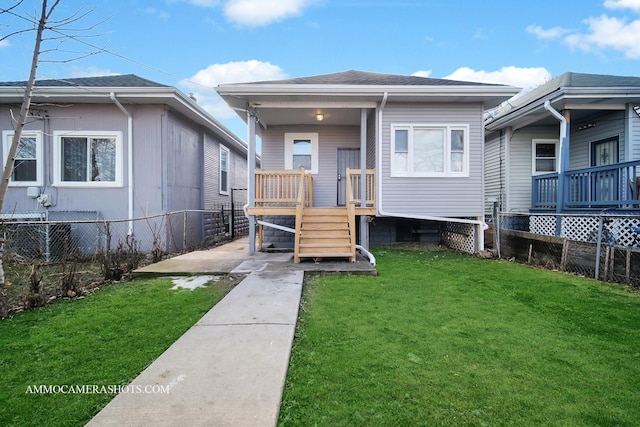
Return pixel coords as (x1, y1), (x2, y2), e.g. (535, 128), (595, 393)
(316, 113), (324, 121)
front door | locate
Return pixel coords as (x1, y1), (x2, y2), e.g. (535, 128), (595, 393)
(337, 148), (360, 206)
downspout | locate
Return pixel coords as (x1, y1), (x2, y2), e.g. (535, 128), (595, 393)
(543, 100), (568, 235)
(110, 92), (134, 235)
(376, 92), (487, 252)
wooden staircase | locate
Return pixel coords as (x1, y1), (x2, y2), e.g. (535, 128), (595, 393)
(295, 207), (355, 262)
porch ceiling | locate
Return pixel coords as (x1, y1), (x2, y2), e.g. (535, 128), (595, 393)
(252, 106), (363, 126)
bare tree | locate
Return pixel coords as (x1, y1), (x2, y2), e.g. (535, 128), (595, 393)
(0, 0), (104, 316)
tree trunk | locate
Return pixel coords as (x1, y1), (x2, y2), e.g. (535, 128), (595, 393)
(0, 0), (55, 317)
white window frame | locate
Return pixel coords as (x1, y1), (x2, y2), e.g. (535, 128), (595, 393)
(284, 132), (319, 175)
(2, 130), (44, 187)
(532, 139), (559, 175)
(219, 144), (230, 195)
(53, 130), (123, 187)
(390, 124), (469, 177)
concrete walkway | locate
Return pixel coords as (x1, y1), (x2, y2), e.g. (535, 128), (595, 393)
(87, 240), (303, 427)
(88, 238), (375, 426)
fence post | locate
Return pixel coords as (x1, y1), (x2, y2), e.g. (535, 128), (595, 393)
(595, 214), (604, 280)
(493, 201), (501, 258)
(183, 211), (187, 252)
(104, 220), (111, 272)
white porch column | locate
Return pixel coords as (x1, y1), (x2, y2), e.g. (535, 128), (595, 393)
(247, 108), (257, 253)
(359, 108), (368, 249)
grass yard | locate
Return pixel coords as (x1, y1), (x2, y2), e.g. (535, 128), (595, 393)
(0, 275), (238, 426)
(279, 245), (640, 426)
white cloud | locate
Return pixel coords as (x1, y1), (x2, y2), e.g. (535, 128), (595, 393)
(411, 70), (432, 78)
(444, 66), (551, 91)
(145, 7), (170, 21)
(526, 24), (570, 40)
(179, 60), (288, 120)
(564, 14), (640, 58)
(0, 39), (10, 48)
(604, 0), (640, 12)
(223, 0), (316, 27)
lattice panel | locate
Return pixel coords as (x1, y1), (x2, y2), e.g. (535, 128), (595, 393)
(529, 216), (556, 236)
(443, 222), (476, 254)
(560, 216), (599, 242)
(533, 215), (640, 247)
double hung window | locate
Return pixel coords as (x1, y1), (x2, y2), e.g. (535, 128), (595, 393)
(391, 125), (468, 176)
(2, 130), (43, 186)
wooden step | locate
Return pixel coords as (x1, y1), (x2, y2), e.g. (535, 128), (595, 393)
(298, 252), (353, 259)
(300, 237), (351, 245)
(304, 207), (348, 215)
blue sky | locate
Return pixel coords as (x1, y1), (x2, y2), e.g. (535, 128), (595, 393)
(2, 0), (640, 140)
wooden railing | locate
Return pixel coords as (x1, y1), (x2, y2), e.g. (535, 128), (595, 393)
(345, 168), (357, 262)
(532, 159), (640, 211)
(293, 170), (306, 263)
(255, 169), (313, 207)
(346, 168), (375, 207)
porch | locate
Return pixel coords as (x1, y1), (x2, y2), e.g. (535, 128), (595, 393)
(532, 160), (640, 212)
(246, 168), (376, 263)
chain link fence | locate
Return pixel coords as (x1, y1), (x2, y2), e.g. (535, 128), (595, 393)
(488, 209), (640, 287)
(0, 203), (250, 316)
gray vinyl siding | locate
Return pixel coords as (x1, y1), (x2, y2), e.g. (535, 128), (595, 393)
(568, 110), (625, 169)
(261, 125), (360, 207)
(508, 126), (556, 212)
(203, 133), (248, 208)
(1, 102), (247, 221)
(379, 103), (485, 218)
(0, 104), (132, 219)
(165, 112), (203, 212)
(484, 130), (504, 216)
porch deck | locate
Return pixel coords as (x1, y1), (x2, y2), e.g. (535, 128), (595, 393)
(532, 160), (640, 212)
(246, 168), (376, 262)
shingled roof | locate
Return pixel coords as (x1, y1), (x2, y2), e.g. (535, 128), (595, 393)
(0, 74), (168, 88)
(245, 69), (505, 87)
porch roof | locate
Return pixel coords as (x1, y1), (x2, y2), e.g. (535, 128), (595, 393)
(485, 72), (640, 131)
(216, 70), (520, 127)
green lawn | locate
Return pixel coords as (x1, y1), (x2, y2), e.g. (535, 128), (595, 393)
(279, 245), (640, 426)
(0, 276), (237, 426)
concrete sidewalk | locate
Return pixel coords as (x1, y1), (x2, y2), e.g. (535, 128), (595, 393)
(87, 268), (303, 427)
(88, 238), (374, 426)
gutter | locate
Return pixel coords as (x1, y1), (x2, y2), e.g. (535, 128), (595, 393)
(375, 92), (486, 251)
(110, 92), (134, 235)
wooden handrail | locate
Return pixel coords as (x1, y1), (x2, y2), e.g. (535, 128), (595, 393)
(347, 168), (376, 207)
(293, 168), (306, 263)
(345, 169), (357, 262)
(255, 169), (313, 207)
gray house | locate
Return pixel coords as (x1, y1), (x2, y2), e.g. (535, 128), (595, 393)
(217, 70), (519, 261)
(0, 74), (249, 253)
(484, 72), (640, 244)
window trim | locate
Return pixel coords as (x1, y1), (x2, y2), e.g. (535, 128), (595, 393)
(390, 124), (469, 177)
(2, 130), (44, 187)
(219, 144), (230, 195)
(53, 130), (124, 187)
(284, 132), (319, 174)
(531, 139), (559, 176)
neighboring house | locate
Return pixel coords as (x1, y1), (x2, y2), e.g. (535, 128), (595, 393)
(0, 74), (249, 252)
(216, 70), (519, 261)
(484, 72), (640, 244)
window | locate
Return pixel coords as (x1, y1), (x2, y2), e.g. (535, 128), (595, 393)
(591, 136), (619, 167)
(284, 133), (318, 174)
(2, 130), (43, 186)
(220, 145), (229, 195)
(391, 125), (468, 176)
(53, 131), (123, 187)
(532, 140), (558, 175)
